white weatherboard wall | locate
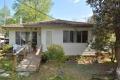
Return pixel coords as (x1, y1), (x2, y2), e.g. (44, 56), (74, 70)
(9, 30), (41, 47)
(37, 31), (41, 47)
(9, 31), (15, 46)
(8, 26), (92, 55)
(41, 26), (92, 55)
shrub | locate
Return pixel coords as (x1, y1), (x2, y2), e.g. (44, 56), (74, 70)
(45, 44), (66, 63)
(2, 44), (13, 53)
(41, 52), (48, 63)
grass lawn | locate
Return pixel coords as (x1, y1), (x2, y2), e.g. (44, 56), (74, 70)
(0, 62), (114, 80)
(0, 54), (114, 80)
(14, 61), (113, 80)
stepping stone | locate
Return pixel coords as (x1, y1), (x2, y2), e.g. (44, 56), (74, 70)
(0, 69), (5, 73)
(18, 72), (30, 77)
(0, 73), (10, 77)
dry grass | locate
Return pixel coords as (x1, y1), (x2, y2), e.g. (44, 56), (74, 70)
(19, 61), (114, 80)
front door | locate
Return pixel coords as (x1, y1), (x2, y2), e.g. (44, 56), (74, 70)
(32, 32), (37, 51)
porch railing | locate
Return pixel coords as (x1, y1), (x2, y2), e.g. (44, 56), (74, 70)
(35, 45), (42, 72)
(12, 45), (28, 71)
(12, 45), (42, 71)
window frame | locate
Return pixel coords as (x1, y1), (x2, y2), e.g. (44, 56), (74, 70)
(63, 30), (88, 43)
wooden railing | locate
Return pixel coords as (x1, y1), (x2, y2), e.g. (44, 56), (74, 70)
(12, 45), (28, 71)
(12, 45), (42, 71)
(35, 46), (42, 56)
(35, 46), (42, 72)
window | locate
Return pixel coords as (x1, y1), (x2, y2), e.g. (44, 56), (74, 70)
(82, 31), (88, 43)
(16, 32), (21, 45)
(15, 32), (30, 45)
(21, 32), (26, 45)
(70, 31), (74, 42)
(63, 31), (74, 43)
(63, 31), (69, 42)
(32, 32), (37, 46)
(63, 31), (88, 43)
(77, 31), (81, 43)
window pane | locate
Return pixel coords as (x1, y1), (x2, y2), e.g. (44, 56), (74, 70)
(82, 31), (88, 43)
(70, 31), (74, 42)
(15, 32), (20, 45)
(21, 32), (26, 45)
(77, 31), (81, 43)
(25, 32), (30, 43)
(63, 31), (69, 43)
(73, 31), (77, 43)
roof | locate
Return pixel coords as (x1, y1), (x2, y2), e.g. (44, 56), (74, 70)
(3, 19), (93, 28)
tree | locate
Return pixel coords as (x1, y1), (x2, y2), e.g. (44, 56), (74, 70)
(13, 0), (52, 23)
(6, 18), (17, 24)
(0, 7), (10, 25)
(87, 16), (95, 24)
(86, 0), (120, 78)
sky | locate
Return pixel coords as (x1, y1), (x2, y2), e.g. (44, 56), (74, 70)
(0, 0), (93, 22)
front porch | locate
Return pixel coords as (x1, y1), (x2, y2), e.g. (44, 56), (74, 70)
(8, 27), (41, 52)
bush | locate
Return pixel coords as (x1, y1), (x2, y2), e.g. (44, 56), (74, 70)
(2, 44), (13, 53)
(45, 44), (66, 63)
(41, 52), (48, 63)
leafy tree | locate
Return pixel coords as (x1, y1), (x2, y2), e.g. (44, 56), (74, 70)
(6, 18), (17, 24)
(0, 6), (17, 25)
(86, 0), (120, 78)
(0, 7), (10, 25)
(87, 15), (115, 53)
(13, 0), (52, 23)
(87, 16), (95, 24)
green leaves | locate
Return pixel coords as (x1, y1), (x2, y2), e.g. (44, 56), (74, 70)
(13, 0), (52, 23)
(86, 0), (120, 51)
(45, 44), (66, 63)
(0, 7), (10, 25)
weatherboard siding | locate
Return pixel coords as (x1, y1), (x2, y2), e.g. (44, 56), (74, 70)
(8, 26), (92, 55)
(41, 26), (92, 55)
(9, 31), (15, 46)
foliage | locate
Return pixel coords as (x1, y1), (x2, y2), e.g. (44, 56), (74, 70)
(13, 0), (52, 23)
(2, 44), (13, 53)
(6, 18), (17, 24)
(86, 1), (120, 78)
(91, 34), (115, 52)
(0, 58), (12, 71)
(41, 52), (48, 63)
(86, 0), (120, 52)
(0, 7), (10, 25)
(87, 16), (95, 24)
(45, 44), (66, 63)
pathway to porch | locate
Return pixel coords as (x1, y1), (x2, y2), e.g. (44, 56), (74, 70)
(16, 53), (41, 72)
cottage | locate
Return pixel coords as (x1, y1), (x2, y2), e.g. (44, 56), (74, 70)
(3, 19), (94, 55)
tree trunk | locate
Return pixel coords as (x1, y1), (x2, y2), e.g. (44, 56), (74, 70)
(115, 27), (120, 79)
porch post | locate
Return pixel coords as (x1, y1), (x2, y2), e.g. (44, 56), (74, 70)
(12, 54), (17, 71)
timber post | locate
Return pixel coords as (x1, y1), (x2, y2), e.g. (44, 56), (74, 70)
(12, 54), (17, 71)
